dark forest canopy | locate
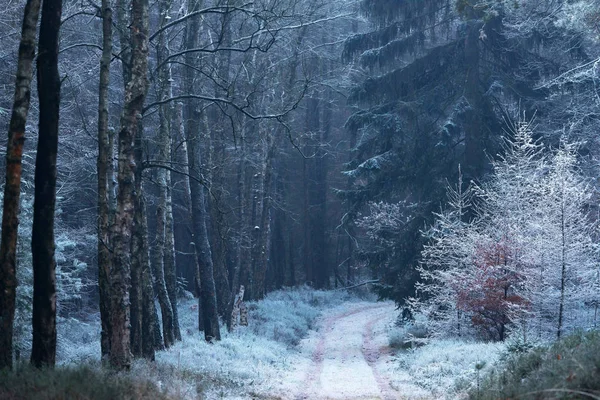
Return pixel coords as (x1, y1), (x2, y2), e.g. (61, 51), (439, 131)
(341, 0), (600, 303)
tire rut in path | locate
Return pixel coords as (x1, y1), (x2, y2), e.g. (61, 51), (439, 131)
(296, 302), (399, 400)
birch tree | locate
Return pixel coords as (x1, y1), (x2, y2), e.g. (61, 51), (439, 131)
(110, 0), (150, 369)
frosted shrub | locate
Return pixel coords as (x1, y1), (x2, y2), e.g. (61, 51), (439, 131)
(392, 339), (505, 399)
(245, 286), (355, 346)
(411, 120), (599, 342)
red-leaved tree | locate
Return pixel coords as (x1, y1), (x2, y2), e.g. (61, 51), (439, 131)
(457, 237), (529, 341)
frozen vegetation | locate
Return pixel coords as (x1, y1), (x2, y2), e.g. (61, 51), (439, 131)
(51, 286), (363, 398)
(386, 319), (506, 399)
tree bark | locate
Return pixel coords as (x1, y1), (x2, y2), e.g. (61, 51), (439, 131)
(132, 122), (162, 356)
(252, 132), (275, 299)
(30, 0), (62, 368)
(557, 192), (566, 339)
(168, 103), (186, 341)
(0, 0), (41, 370)
(164, 170), (181, 340)
(152, 0), (176, 346)
(97, 0), (114, 360)
(133, 169), (161, 357)
(183, 0), (220, 341)
(185, 117), (221, 341)
(463, 21), (485, 180)
(110, 0), (149, 370)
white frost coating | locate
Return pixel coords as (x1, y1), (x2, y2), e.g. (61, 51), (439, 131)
(270, 301), (404, 400)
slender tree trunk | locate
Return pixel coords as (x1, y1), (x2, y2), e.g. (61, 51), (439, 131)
(110, 0), (149, 370)
(175, 102), (199, 311)
(97, 0), (114, 360)
(228, 131), (251, 331)
(167, 103), (184, 341)
(186, 133), (220, 341)
(151, 191), (175, 348)
(183, 0), (220, 341)
(30, 0), (62, 368)
(134, 174), (161, 357)
(152, 0), (176, 347)
(182, 0), (202, 331)
(252, 133), (275, 299)
(132, 122), (162, 355)
(129, 226), (142, 357)
(557, 193), (566, 339)
(0, 0), (41, 370)
(207, 12), (232, 318)
(463, 22), (485, 180)
(303, 94), (320, 285)
(164, 171), (181, 340)
(314, 83), (331, 289)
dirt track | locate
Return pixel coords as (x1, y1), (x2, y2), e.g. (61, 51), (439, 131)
(276, 302), (401, 400)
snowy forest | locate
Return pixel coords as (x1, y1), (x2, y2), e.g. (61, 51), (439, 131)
(0, 0), (599, 398)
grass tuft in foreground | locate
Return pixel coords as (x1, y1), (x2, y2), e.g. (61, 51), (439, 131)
(0, 363), (171, 400)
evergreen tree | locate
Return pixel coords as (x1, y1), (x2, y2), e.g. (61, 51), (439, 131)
(341, 0), (599, 303)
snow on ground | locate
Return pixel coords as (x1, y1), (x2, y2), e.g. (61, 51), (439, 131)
(56, 287), (505, 399)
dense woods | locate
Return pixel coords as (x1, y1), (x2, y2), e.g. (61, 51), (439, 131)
(0, 0), (599, 394)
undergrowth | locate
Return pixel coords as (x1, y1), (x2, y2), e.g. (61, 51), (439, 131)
(6, 286), (366, 399)
(0, 363), (171, 400)
(472, 330), (600, 399)
(390, 338), (504, 399)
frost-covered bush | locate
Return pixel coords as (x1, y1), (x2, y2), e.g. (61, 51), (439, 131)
(411, 121), (599, 342)
(391, 339), (505, 399)
(389, 319), (430, 350)
(244, 285), (355, 346)
(9, 194), (94, 361)
(56, 316), (101, 364)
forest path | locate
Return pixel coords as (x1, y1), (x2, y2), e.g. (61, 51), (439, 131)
(272, 301), (401, 400)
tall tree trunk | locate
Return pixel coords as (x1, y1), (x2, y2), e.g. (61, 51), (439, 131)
(132, 120), (162, 356)
(0, 0), (41, 370)
(97, 0), (114, 360)
(303, 94), (320, 286)
(167, 103), (184, 341)
(186, 130), (220, 341)
(184, 0), (220, 341)
(228, 126), (252, 331)
(463, 22), (485, 180)
(313, 82), (331, 289)
(557, 194), (566, 339)
(30, 0), (62, 368)
(152, 0), (176, 346)
(252, 133), (275, 299)
(164, 171), (181, 340)
(174, 102), (199, 312)
(129, 225), (142, 357)
(207, 11), (233, 315)
(233, 134), (251, 297)
(110, 0), (149, 370)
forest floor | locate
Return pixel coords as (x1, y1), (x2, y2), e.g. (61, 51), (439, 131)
(53, 287), (503, 399)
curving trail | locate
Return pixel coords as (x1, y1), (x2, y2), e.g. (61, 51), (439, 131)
(275, 301), (401, 400)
